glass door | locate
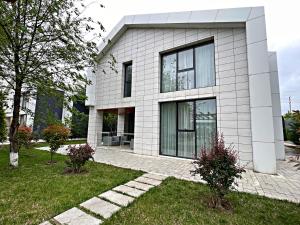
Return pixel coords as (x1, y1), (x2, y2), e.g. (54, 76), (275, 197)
(177, 101), (196, 158)
(160, 98), (216, 159)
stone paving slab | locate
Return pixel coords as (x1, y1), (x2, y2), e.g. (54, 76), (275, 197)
(124, 180), (154, 191)
(99, 190), (135, 207)
(142, 173), (168, 181)
(39, 221), (52, 225)
(54, 207), (102, 225)
(135, 176), (162, 186)
(80, 197), (121, 219)
(113, 184), (145, 197)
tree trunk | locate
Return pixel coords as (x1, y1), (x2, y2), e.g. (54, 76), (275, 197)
(50, 150), (53, 163)
(9, 80), (22, 167)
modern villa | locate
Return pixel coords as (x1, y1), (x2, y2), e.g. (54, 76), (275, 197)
(86, 6), (284, 174)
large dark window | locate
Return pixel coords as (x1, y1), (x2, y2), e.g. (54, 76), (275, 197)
(161, 41), (215, 93)
(160, 98), (216, 159)
(124, 62), (132, 97)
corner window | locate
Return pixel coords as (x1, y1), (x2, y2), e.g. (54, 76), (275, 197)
(161, 41), (215, 93)
(124, 62), (132, 97)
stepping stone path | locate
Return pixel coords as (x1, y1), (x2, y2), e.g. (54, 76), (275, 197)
(125, 180), (154, 191)
(113, 185), (145, 197)
(99, 190), (135, 207)
(39, 221), (52, 225)
(54, 207), (102, 225)
(135, 176), (162, 186)
(80, 197), (121, 219)
(39, 173), (167, 225)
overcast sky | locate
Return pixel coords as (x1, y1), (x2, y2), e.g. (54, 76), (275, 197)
(86, 0), (300, 113)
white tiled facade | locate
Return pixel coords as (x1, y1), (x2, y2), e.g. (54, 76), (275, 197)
(87, 7), (284, 174)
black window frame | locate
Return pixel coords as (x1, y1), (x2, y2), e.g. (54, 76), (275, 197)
(123, 61), (132, 98)
(159, 97), (217, 159)
(160, 39), (216, 93)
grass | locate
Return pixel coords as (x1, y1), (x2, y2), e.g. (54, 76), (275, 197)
(104, 178), (300, 225)
(1, 143), (299, 225)
(0, 146), (143, 225)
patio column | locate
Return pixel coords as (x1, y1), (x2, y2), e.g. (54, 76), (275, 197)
(117, 108), (125, 136)
(87, 107), (103, 148)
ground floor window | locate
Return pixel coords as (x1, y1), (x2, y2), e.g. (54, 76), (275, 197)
(160, 98), (216, 158)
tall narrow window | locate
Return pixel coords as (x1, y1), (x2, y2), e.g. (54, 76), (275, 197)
(160, 102), (176, 156)
(124, 62), (132, 97)
(195, 43), (215, 88)
(161, 54), (176, 92)
(195, 99), (216, 151)
(178, 101), (195, 158)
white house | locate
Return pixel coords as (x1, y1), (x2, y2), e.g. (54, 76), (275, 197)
(86, 6), (285, 174)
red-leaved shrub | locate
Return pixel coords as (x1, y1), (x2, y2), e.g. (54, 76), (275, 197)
(65, 144), (94, 173)
(43, 124), (70, 163)
(16, 126), (32, 149)
(191, 132), (245, 209)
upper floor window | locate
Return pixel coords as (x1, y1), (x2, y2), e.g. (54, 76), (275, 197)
(124, 62), (132, 97)
(161, 41), (215, 93)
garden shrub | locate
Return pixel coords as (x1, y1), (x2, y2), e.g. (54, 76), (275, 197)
(43, 124), (70, 163)
(16, 126), (32, 149)
(191, 133), (245, 210)
(65, 144), (94, 173)
(284, 111), (300, 144)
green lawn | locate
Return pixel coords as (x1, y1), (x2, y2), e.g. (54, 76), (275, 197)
(104, 178), (300, 225)
(0, 146), (142, 225)
(1, 145), (300, 225)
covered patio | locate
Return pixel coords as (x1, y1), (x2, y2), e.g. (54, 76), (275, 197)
(96, 107), (135, 150)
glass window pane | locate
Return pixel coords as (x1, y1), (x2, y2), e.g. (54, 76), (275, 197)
(178, 131), (195, 158)
(124, 64), (132, 97)
(160, 102), (177, 156)
(178, 49), (193, 70)
(178, 101), (194, 130)
(177, 70), (194, 91)
(195, 99), (217, 156)
(161, 54), (176, 93)
(195, 43), (215, 88)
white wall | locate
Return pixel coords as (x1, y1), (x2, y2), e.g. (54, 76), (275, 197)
(269, 52), (285, 160)
(246, 13), (277, 174)
(88, 27), (254, 168)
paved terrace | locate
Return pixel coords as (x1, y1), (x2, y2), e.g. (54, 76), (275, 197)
(38, 145), (300, 203)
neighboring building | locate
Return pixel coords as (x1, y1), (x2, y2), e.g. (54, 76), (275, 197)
(4, 89), (88, 138)
(4, 90), (36, 131)
(86, 7), (284, 174)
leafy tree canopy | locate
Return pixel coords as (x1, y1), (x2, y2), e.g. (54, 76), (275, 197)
(0, 0), (104, 99)
(0, 0), (106, 165)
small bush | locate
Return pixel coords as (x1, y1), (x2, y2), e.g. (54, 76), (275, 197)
(16, 126), (32, 149)
(65, 144), (94, 173)
(43, 124), (70, 163)
(191, 133), (245, 210)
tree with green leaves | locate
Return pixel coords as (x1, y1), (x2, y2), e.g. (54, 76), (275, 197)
(284, 110), (300, 144)
(0, 0), (106, 167)
(104, 112), (118, 134)
(0, 91), (7, 144)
